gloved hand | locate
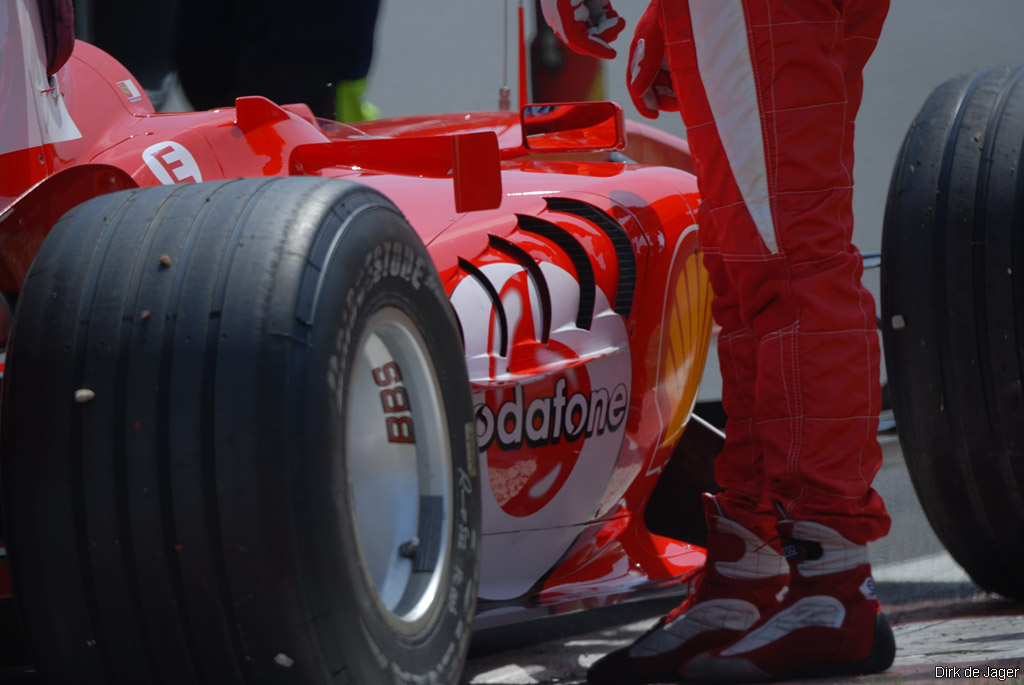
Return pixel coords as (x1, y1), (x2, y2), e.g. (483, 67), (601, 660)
(626, 1), (678, 119)
(539, 0), (626, 60)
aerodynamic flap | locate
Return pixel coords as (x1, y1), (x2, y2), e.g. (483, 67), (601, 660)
(289, 131), (503, 213)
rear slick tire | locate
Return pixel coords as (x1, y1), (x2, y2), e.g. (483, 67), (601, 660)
(882, 65), (1024, 600)
(1, 177), (481, 683)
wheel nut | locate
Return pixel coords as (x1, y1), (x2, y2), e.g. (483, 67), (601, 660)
(399, 537), (420, 558)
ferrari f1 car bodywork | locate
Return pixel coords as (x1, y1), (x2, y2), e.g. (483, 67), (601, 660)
(0, 2), (718, 682)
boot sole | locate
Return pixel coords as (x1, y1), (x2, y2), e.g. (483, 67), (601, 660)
(683, 612), (897, 683)
(766, 612), (897, 682)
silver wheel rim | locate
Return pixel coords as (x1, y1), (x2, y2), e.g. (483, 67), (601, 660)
(346, 306), (452, 635)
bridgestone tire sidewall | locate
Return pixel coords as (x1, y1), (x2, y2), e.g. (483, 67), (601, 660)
(296, 203), (479, 684)
(1, 178), (481, 684)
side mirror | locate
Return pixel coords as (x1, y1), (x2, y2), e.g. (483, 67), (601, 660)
(521, 102), (625, 153)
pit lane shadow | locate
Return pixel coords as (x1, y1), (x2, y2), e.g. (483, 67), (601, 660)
(876, 579), (1024, 625)
(468, 595), (680, 658)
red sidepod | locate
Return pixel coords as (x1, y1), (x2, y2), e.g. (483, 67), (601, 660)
(361, 160), (714, 621)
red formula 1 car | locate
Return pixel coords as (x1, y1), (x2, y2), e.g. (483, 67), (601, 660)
(0, 2), (721, 682)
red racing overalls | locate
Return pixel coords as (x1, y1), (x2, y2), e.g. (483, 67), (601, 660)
(659, 0), (891, 547)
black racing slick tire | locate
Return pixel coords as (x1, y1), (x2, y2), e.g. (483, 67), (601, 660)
(1, 178), (481, 683)
(882, 65), (1024, 600)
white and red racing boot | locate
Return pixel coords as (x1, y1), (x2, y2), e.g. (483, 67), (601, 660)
(586, 495), (788, 685)
(681, 520), (896, 682)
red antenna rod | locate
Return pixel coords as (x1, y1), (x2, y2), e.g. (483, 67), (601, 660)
(518, 1), (528, 109)
(500, 0), (511, 109)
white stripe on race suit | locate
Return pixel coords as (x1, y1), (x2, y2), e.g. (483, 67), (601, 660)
(687, 1), (778, 254)
(630, 599), (760, 658)
(721, 596), (845, 656)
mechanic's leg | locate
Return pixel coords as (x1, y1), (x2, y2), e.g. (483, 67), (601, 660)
(587, 494), (786, 685)
(587, 3), (786, 681)
(658, 0), (893, 680)
(749, 0), (890, 541)
(704, 247), (777, 547)
(664, 0), (892, 561)
(586, 272), (789, 684)
(657, 0), (789, 552)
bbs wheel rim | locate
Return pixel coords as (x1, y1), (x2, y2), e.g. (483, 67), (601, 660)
(346, 306), (452, 635)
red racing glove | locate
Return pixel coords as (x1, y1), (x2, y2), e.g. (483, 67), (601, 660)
(540, 0), (626, 60)
(626, 1), (678, 119)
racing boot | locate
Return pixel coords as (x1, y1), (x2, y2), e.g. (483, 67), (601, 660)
(586, 494), (788, 685)
(682, 520), (896, 682)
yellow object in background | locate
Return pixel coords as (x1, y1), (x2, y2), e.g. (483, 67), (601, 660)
(335, 78), (381, 123)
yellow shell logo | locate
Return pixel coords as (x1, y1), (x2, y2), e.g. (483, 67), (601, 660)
(659, 248), (713, 447)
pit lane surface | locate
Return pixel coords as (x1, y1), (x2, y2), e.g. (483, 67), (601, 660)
(460, 435), (1024, 684)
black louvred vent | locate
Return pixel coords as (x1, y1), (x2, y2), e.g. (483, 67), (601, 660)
(488, 235), (552, 344)
(457, 257), (509, 357)
(515, 214), (595, 331)
(544, 197), (636, 318)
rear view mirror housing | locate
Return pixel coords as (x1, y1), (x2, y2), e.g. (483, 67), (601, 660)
(521, 102), (626, 153)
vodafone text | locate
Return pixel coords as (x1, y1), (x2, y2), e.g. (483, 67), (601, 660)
(476, 378), (628, 451)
